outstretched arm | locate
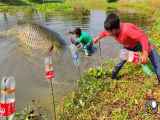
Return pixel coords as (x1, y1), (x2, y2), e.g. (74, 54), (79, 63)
(126, 24), (149, 64)
(93, 31), (110, 44)
(139, 36), (149, 64)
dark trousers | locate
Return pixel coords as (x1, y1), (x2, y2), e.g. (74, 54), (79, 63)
(74, 41), (93, 54)
(83, 42), (93, 54)
(112, 44), (160, 83)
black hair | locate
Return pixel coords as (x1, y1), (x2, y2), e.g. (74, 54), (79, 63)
(104, 13), (120, 31)
(74, 27), (81, 37)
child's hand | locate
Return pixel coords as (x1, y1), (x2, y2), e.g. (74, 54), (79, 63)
(70, 37), (75, 44)
(93, 35), (104, 44)
(93, 37), (99, 44)
(141, 51), (148, 64)
(76, 44), (82, 48)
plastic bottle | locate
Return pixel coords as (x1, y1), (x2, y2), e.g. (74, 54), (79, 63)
(141, 64), (154, 76)
(120, 49), (153, 76)
(120, 48), (139, 64)
(44, 55), (55, 80)
(69, 44), (80, 66)
(0, 76), (16, 120)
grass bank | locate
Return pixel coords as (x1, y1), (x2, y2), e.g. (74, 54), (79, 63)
(58, 60), (160, 120)
(56, 1), (160, 120)
(0, 0), (153, 14)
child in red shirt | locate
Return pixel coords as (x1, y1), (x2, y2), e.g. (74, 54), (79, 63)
(94, 13), (160, 84)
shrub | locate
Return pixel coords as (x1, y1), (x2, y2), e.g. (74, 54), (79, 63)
(28, 0), (43, 3)
(106, 0), (118, 3)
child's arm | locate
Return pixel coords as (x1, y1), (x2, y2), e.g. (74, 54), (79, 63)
(93, 31), (110, 44)
(127, 25), (149, 64)
(139, 36), (149, 64)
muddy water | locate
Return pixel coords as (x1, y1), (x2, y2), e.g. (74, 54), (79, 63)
(0, 9), (149, 112)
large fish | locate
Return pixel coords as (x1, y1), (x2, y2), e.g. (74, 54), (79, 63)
(0, 23), (66, 55)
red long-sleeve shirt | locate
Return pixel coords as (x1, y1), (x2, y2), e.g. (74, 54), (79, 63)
(96, 23), (151, 53)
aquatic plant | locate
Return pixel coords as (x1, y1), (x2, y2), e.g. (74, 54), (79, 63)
(87, 66), (106, 79)
(15, 100), (49, 120)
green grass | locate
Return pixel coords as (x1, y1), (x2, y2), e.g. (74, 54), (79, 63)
(148, 10), (160, 51)
(35, 2), (72, 13)
(58, 60), (159, 120)
(15, 100), (50, 119)
(0, 0), (154, 14)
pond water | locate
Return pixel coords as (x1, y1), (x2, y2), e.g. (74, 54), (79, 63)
(0, 8), (150, 112)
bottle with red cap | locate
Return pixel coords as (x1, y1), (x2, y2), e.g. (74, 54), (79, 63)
(45, 55), (55, 80)
(0, 76), (16, 120)
(120, 49), (140, 64)
(120, 49), (153, 76)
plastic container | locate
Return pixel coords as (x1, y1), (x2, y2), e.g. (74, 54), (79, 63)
(0, 76), (16, 120)
(45, 55), (55, 80)
(120, 48), (139, 64)
(141, 61), (154, 76)
(120, 49), (154, 76)
(69, 44), (80, 66)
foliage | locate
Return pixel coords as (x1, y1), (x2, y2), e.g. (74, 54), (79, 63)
(87, 66), (106, 79)
(149, 11), (160, 51)
(106, 0), (118, 3)
(0, 0), (28, 5)
(15, 100), (49, 120)
(59, 60), (159, 119)
(28, 0), (43, 3)
(59, 74), (107, 119)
